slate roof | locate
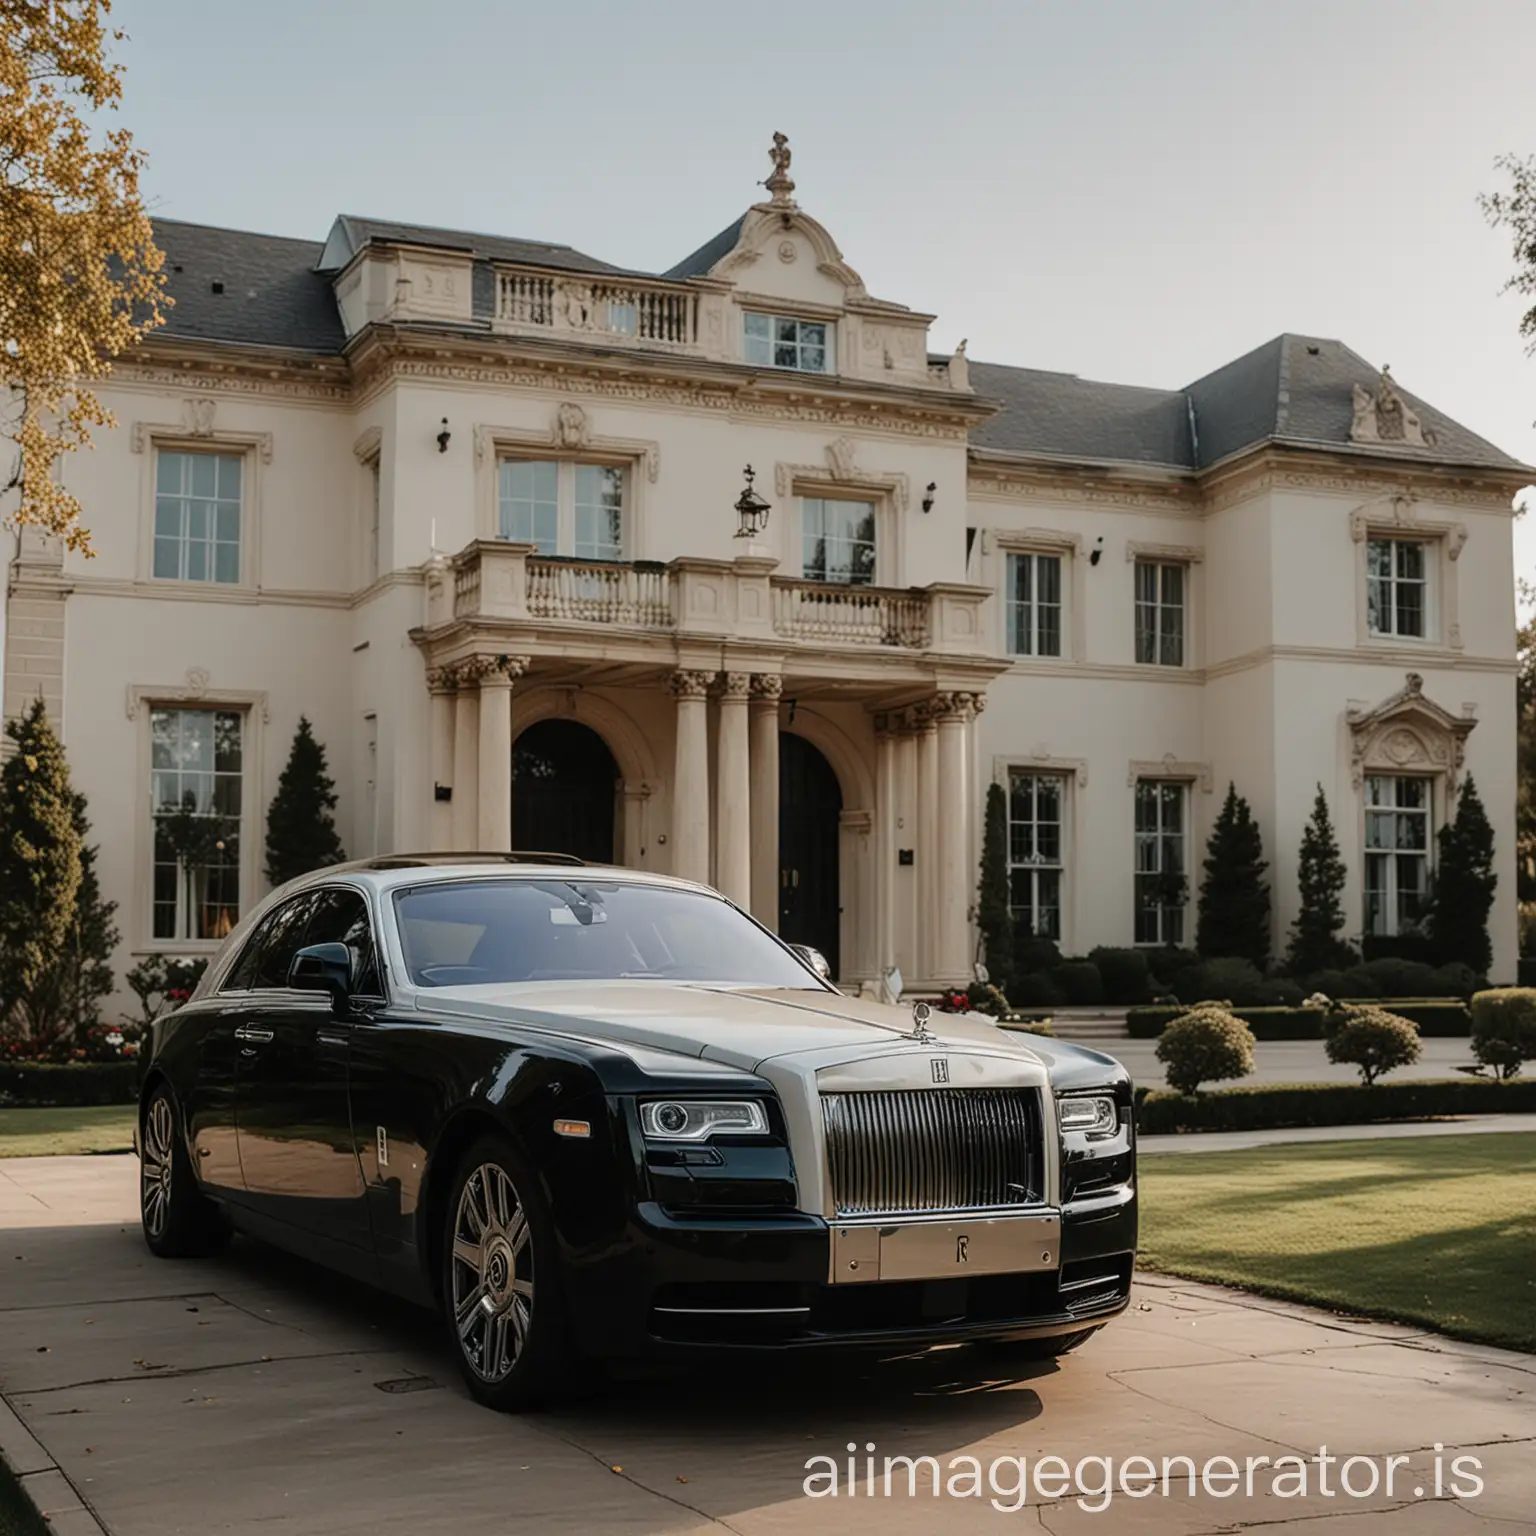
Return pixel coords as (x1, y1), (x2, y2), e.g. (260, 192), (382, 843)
(663, 216), (746, 281)
(141, 215), (1525, 475)
(152, 219), (345, 354)
(319, 215), (627, 277)
(971, 334), (1524, 473)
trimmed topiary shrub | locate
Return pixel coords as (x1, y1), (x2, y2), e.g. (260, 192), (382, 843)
(1470, 988), (1536, 1080)
(1145, 946), (1200, 988)
(1339, 958), (1456, 999)
(1011, 930), (1062, 978)
(1323, 1005), (1423, 1085)
(1154, 1003), (1257, 1094)
(0, 1061), (140, 1107)
(1087, 947), (1152, 1005)
(1127, 1001), (1469, 1040)
(1050, 960), (1105, 1006)
(1174, 957), (1303, 1008)
(1432, 963), (1484, 1001)
(1009, 971), (1064, 1010)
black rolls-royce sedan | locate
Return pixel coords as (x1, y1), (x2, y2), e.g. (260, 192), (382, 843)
(138, 855), (1137, 1411)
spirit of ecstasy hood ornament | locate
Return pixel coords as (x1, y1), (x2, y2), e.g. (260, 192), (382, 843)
(906, 999), (937, 1043)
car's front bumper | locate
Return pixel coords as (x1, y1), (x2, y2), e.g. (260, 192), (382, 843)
(563, 1183), (1137, 1359)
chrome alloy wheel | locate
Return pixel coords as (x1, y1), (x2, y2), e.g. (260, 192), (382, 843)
(141, 1097), (174, 1240)
(450, 1163), (534, 1383)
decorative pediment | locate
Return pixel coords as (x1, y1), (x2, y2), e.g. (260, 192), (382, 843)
(1349, 366), (1435, 449)
(774, 438), (910, 512)
(1346, 672), (1475, 788)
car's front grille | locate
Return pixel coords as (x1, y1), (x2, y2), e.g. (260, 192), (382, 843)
(821, 1087), (1043, 1218)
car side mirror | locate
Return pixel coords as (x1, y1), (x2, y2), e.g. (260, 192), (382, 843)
(789, 943), (832, 982)
(288, 942), (353, 1014)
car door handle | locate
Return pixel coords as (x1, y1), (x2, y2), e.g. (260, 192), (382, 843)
(233, 1026), (273, 1043)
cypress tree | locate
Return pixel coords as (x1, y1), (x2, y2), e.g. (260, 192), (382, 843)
(1195, 782), (1271, 966)
(264, 717), (345, 888)
(0, 699), (84, 1049)
(1285, 786), (1354, 975)
(976, 781), (1012, 984)
(1429, 775), (1496, 975)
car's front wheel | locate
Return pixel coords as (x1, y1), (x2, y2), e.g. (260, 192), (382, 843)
(442, 1135), (573, 1411)
(139, 1087), (229, 1258)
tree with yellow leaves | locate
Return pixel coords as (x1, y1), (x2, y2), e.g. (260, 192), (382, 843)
(2, 0), (165, 554)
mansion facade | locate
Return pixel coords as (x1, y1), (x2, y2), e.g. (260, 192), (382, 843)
(3, 140), (1527, 1001)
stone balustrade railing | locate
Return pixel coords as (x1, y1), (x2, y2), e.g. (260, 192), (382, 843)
(430, 542), (990, 657)
(494, 266), (698, 349)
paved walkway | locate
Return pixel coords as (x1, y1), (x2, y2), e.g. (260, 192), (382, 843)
(0, 1155), (1532, 1534)
(1140, 1112), (1536, 1155)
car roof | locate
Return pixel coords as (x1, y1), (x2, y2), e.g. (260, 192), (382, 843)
(274, 854), (721, 900)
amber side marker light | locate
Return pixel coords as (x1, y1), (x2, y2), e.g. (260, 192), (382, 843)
(553, 1119), (592, 1139)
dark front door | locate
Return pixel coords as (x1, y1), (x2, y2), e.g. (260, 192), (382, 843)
(779, 732), (842, 979)
(512, 720), (619, 863)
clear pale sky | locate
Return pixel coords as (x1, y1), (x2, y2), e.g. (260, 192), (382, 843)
(110, 0), (1536, 585)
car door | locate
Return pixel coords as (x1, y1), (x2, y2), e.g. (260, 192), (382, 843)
(231, 888), (372, 1261)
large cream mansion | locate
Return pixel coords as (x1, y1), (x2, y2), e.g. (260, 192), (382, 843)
(3, 138), (1526, 996)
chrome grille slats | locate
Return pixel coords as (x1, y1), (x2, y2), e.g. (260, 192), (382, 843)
(821, 1088), (1042, 1217)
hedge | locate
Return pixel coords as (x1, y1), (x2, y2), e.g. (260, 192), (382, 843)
(0, 1061), (141, 1107)
(1137, 1077), (1536, 1134)
(1126, 1001), (1471, 1040)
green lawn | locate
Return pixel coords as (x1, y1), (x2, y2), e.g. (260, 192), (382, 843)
(1139, 1132), (1536, 1352)
(0, 1104), (137, 1159)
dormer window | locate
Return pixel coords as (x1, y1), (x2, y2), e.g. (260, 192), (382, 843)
(744, 312), (834, 374)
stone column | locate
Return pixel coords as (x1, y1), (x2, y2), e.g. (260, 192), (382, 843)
(915, 704), (939, 984)
(714, 673), (752, 907)
(933, 692), (980, 986)
(873, 713), (899, 985)
(451, 676), (480, 850)
(427, 668), (456, 850)
(475, 656), (527, 851)
(748, 676), (783, 928)
(669, 669), (715, 883)
(894, 721), (920, 984)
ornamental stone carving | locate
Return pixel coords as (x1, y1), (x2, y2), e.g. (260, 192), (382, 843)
(668, 669), (715, 700)
(749, 674), (784, 702)
(460, 655), (530, 686)
(930, 691), (983, 722)
(1350, 366), (1434, 449)
(553, 402), (590, 449)
(1346, 671), (1475, 790)
(718, 672), (753, 701)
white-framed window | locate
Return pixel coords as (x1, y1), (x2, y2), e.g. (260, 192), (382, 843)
(151, 707), (244, 941)
(153, 450), (242, 583)
(1134, 779), (1188, 945)
(744, 311), (835, 374)
(497, 459), (625, 560)
(1008, 771), (1065, 940)
(1364, 775), (1431, 936)
(1134, 560), (1185, 666)
(1367, 538), (1428, 639)
(1006, 553), (1063, 657)
(802, 497), (876, 586)
(366, 455), (381, 582)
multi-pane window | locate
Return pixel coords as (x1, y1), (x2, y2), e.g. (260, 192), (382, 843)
(803, 498), (876, 586)
(1005, 553), (1063, 657)
(154, 451), (242, 583)
(1134, 780), (1188, 945)
(497, 460), (624, 560)
(1007, 771), (1064, 940)
(744, 312), (834, 373)
(1364, 775), (1431, 936)
(1134, 560), (1185, 666)
(151, 708), (243, 942)
(1367, 539), (1428, 639)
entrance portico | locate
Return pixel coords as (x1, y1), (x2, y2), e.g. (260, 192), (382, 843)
(411, 539), (1003, 989)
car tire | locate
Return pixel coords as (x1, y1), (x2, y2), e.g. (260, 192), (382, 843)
(441, 1134), (574, 1412)
(139, 1086), (229, 1258)
(979, 1325), (1101, 1363)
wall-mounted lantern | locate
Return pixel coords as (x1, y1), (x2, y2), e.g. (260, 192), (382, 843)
(921, 481), (937, 514)
(437, 418), (452, 454)
(734, 464), (771, 539)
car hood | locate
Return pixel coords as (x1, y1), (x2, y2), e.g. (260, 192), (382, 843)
(413, 980), (1045, 1075)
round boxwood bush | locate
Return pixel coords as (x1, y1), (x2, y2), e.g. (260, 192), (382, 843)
(1087, 947), (1152, 1005)
(1470, 988), (1536, 1080)
(1009, 971), (1063, 1010)
(1175, 957), (1303, 1008)
(1051, 960), (1105, 1006)
(1323, 1005), (1422, 1085)
(1154, 1003), (1257, 1094)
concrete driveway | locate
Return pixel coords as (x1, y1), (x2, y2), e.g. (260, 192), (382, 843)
(1, 1155), (1533, 1535)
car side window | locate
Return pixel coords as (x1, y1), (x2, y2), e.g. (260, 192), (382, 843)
(304, 887), (383, 997)
(247, 892), (320, 990)
(221, 898), (304, 993)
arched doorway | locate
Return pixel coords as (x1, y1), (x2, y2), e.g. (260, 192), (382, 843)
(511, 720), (618, 864)
(779, 732), (842, 978)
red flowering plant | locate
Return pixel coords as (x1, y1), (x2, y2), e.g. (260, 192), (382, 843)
(933, 986), (972, 1014)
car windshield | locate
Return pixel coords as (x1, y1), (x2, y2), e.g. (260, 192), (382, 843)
(393, 879), (825, 989)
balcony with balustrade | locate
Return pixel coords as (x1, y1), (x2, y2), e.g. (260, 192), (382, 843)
(495, 267), (700, 353)
(418, 540), (999, 695)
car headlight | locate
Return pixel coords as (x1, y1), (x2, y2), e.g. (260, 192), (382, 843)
(1057, 1094), (1118, 1137)
(639, 1100), (768, 1141)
